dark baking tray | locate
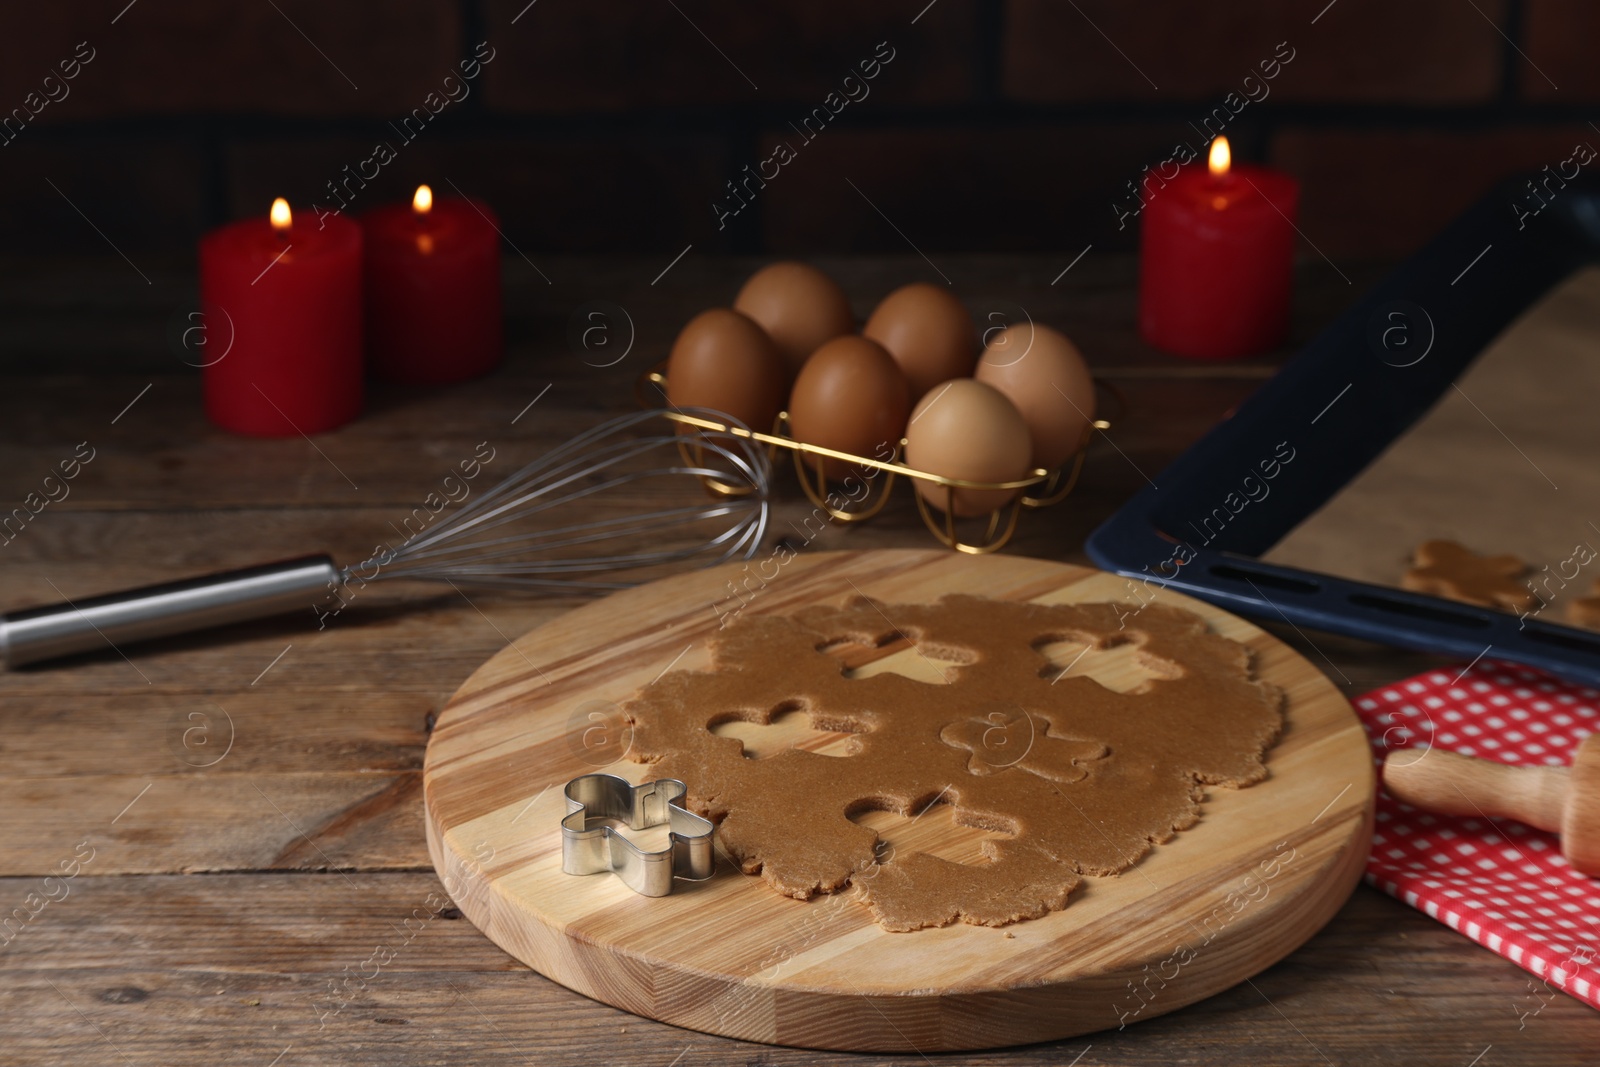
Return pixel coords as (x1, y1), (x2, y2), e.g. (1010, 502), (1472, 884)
(1086, 174), (1600, 687)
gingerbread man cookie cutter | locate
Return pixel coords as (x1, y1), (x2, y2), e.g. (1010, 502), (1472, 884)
(560, 774), (714, 896)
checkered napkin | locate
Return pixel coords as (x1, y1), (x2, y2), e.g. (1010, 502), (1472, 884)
(1356, 661), (1600, 1011)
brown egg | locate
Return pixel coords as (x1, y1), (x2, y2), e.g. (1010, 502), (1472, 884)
(787, 336), (911, 479)
(666, 308), (787, 432)
(863, 283), (977, 398)
(975, 322), (1095, 469)
(733, 262), (854, 375)
(904, 379), (1032, 517)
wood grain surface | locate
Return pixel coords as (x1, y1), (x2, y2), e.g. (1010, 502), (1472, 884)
(425, 549), (1374, 1050)
(2, 253), (1598, 1065)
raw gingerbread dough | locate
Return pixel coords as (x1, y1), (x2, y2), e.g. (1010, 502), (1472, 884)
(1568, 580), (1600, 631)
(624, 594), (1283, 931)
(1402, 540), (1537, 613)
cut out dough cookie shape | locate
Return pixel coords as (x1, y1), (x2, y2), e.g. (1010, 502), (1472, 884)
(624, 594), (1284, 931)
(1402, 539), (1536, 613)
(1567, 580), (1600, 631)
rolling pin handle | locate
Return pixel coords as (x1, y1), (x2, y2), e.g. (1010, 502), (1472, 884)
(1382, 747), (1569, 834)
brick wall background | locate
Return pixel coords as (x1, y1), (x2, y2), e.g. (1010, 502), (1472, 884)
(0, 0), (1590, 261)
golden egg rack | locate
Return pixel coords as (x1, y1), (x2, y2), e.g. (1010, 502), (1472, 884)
(639, 369), (1112, 554)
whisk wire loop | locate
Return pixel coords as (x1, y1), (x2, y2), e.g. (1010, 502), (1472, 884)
(352, 408), (772, 590)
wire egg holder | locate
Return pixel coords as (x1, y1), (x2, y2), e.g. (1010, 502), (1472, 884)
(640, 369), (1112, 554)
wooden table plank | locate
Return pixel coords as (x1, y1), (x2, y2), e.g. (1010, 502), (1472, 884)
(0, 772), (424, 875)
(0, 691), (428, 779)
(2, 875), (1592, 1066)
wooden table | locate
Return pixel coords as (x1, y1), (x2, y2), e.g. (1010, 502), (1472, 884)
(2, 254), (1595, 1065)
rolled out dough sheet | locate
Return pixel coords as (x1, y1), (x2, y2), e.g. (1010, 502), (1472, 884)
(1266, 265), (1600, 602)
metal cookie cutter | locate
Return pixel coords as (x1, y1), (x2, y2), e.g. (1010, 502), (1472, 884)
(560, 774), (714, 897)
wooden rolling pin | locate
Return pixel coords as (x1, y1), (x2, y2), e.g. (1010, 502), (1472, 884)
(1383, 735), (1600, 876)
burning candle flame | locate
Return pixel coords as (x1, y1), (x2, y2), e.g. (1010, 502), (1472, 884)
(413, 184), (433, 214)
(270, 197), (292, 233)
(1208, 136), (1231, 177)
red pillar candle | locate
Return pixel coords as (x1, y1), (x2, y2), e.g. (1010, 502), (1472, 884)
(201, 198), (364, 436)
(361, 185), (502, 385)
(1139, 137), (1300, 361)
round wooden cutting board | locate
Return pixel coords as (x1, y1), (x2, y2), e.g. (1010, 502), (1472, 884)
(423, 549), (1373, 1052)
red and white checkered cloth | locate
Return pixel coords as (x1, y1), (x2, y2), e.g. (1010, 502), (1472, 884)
(1356, 661), (1600, 1010)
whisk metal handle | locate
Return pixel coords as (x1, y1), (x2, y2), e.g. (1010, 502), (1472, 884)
(0, 555), (340, 669)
